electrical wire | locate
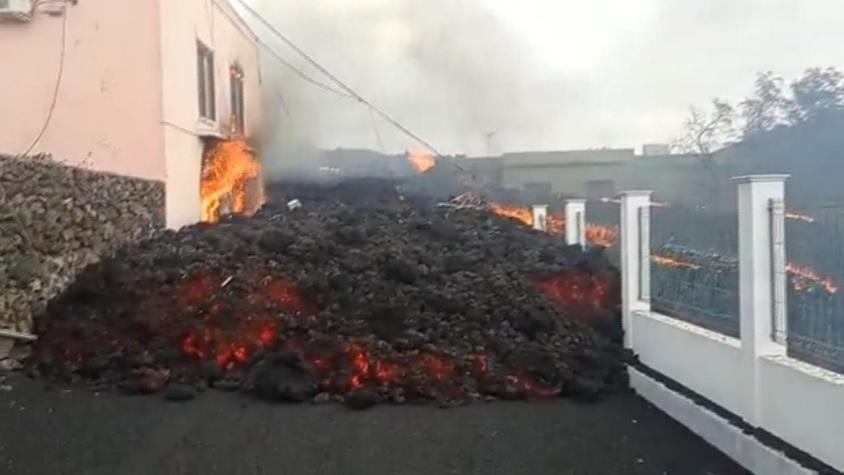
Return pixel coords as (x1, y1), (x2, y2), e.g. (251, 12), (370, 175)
(19, 4), (68, 157)
(229, 0), (459, 169)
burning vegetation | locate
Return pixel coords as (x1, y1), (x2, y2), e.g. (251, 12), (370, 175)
(33, 180), (625, 408)
(408, 150), (437, 173)
(201, 138), (264, 223)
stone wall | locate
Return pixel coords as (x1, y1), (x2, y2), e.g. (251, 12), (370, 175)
(1, 155), (165, 333)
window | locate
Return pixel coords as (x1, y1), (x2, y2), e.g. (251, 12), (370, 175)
(230, 65), (245, 134)
(197, 41), (216, 121)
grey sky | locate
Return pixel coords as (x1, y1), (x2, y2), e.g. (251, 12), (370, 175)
(246, 0), (844, 156)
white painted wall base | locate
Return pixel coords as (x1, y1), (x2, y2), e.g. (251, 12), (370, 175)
(629, 368), (816, 475)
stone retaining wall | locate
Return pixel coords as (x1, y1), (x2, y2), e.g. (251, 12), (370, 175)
(1, 155), (165, 333)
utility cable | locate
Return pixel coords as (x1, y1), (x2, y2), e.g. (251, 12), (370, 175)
(229, 0), (461, 171)
(19, 3), (68, 157)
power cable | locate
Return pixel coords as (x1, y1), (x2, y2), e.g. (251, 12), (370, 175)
(229, 0), (461, 171)
(19, 3), (68, 157)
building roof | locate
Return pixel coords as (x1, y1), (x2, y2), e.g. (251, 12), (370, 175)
(500, 149), (636, 167)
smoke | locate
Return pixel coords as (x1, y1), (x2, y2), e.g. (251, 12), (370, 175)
(240, 0), (844, 180)
(247, 0), (541, 178)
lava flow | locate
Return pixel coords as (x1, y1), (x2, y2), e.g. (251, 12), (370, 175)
(787, 263), (839, 294)
(534, 269), (617, 316)
(490, 203), (533, 227)
(201, 138), (263, 223)
(586, 224), (618, 248)
(652, 254), (701, 270)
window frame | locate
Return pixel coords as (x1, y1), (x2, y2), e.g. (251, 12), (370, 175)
(197, 41), (216, 121)
(230, 64), (245, 134)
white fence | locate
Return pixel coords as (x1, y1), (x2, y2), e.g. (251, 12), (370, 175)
(611, 176), (844, 471)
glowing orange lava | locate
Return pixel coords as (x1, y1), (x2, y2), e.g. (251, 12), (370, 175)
(534, 271), (615, 315)
(408, 150), (436, 173)
(651, 254), (701, 270)
(490, 203), (533, 227)
(787, 263), (838, 294)
(586, 224), (618, 248)
(201, 138), (264, 223)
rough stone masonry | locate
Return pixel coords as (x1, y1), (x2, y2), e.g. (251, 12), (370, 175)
(0, 155), (165, 333)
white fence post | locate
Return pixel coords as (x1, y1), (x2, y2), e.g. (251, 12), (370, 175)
(564, 199), (586, 248)
(733, 175), (788, 425)
(620, 191), (653, 349)
(531, 205), (548, 232)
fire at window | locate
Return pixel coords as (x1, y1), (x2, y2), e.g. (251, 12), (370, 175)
(201, 138), (265, 223)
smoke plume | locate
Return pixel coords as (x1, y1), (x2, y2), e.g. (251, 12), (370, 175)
(247, 0), (539, 178)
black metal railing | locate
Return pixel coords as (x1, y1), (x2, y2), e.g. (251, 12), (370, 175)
(785, 204), (844, 373)
(650, 208), (740, 337)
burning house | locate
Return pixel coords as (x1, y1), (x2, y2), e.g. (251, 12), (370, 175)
(0, 0), (265, 229)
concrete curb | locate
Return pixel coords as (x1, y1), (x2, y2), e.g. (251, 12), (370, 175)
(629, 367), (817, 475)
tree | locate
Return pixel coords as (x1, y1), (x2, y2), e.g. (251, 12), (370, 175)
(740, 71), (788, 138)
(673, 99), (736, 206)
(787, 67), (844, 124)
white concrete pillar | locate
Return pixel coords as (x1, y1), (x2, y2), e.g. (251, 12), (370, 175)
(564, 199), (587, 248)
(532, 205), (548, 232)
(620, 191), (653, 349)
(734, 175), (789, 357)
(733, 174), (788, 425)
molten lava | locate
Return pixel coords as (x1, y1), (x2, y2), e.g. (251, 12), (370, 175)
(652, 254), (701, 270)
(201, 138), (263, 223)
(490, 203), (533, 227)
(586, 224), (618, 248)
(408, 150), (436, 173)
(534, 270), (616, 316)
(787, 263), (838, 294)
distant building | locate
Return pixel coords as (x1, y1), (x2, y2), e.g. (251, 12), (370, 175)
(0, 0), (263, 228)
(462, 147), (706, 205)
(642, 144), (672, 156)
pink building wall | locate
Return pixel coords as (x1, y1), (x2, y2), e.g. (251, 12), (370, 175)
(0, 0), (263, 229)
(0, 0), (165, 180)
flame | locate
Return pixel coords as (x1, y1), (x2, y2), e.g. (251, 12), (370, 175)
(408, 150), (436, 173)
(490, 203), (533, 227)
(201, 138), (263, 223)
(786, 263), (838, 294)
(652, 254), (701, 270)
(586, 224), (618, 248)
(785, 209), (815, 223)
